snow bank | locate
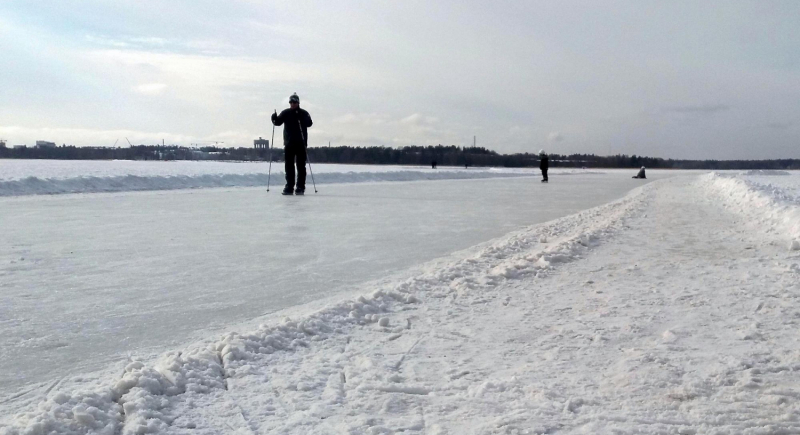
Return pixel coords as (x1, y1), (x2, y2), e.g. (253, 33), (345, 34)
(0, 171), (529, 196)
(0, 168), (609, 197)
(0, 160), (608, 196)
(741, 169), (792, 176)
(0, 179), (653, 434)
(700, 172), (800, 250)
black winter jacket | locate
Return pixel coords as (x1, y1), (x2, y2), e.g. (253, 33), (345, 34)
(539, 155), (549, 170)
(273, 108), (313, 147)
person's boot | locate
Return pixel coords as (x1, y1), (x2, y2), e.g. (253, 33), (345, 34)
(295, 189), (304, 196)
(282, 187), (293, 195)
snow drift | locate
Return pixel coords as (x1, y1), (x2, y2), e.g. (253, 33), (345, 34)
(700, 172), (800, 250)
(0, 160), (607, 197)
(740, 169), (792, 176)
(0, 171), (534, 197)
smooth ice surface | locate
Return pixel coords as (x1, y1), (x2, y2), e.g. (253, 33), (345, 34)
(0, 168), (679, 403)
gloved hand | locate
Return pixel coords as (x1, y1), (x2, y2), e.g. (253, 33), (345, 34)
(271, 112), (277, 122)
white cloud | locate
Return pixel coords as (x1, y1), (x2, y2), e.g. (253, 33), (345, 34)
(334, 113), (388, 126)
(129, 37), (168, 47)
(0, 125), (255, 147)
(184, 39), (238, 54)
(134, 83), (167, 95)
(84, 34), (132, 48)
(84, 49), (389, 94)
(400, 114), (438, 125)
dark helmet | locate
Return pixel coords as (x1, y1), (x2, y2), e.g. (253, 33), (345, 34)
(289, 93), (299, 103)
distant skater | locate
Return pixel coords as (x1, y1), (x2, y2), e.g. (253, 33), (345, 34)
(539, 150), (549, 182)
(432, 160), (437, 169)
(272, 93), (313, 195)
(632, 166), (646, 179)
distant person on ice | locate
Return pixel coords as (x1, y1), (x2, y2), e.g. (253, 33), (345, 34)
(539, 150), (549, 182)
(272, 93), (313, 195)
(632, 166), (646, 179)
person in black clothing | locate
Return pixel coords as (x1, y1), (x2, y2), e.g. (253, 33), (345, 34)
(272, 93), (313, 195)
(539, 150), (549, 182)
(632, 166), (646, 179)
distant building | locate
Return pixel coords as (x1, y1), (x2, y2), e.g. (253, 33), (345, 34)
(254, 137), (269, 149)
(35, 141), (57, 149)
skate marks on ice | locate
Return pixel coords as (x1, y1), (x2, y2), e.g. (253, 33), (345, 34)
(0, 181), (655, 433)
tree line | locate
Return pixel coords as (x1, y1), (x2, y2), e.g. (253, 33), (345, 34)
(2, 144), (799, 170)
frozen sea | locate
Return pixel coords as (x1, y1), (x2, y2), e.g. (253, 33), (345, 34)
(0, 160), (685, 410)
(3, 162), (800, 434)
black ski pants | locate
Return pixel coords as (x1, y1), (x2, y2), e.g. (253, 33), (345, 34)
(541, 168), (548, 181)
(285, 144), (307, 191)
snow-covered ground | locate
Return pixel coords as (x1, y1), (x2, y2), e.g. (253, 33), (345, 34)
(3, 167), (799, 434)
(702, 171), (800, 250)
(0, 160), (595, 196)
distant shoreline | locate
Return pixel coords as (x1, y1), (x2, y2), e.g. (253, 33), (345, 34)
(2, 145), (799, 170)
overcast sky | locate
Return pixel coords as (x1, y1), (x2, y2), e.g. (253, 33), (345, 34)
(1, 1), (798, 159)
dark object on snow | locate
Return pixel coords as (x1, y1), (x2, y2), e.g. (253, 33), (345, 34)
(539, 150), (549, 182)
(267, 112), (277, 191)
(432, 160), (437, 169)
(632, 167), (646, 179)
(272, 93), (313, 193)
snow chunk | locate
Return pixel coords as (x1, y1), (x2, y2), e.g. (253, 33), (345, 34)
(661, 329), (678, 343)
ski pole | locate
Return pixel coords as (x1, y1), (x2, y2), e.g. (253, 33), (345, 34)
(297, 119), (317, 193)
(267, 110), (276, 191)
